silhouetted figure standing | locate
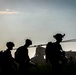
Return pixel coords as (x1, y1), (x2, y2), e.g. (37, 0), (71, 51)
(45, 33), (65, 75)
(0, 51), (4, 74)
(31, 46), (45, 64)
(15, 39), (32, 75)
(3, 42), (15, 75)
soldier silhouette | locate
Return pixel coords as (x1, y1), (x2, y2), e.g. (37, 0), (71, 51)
(3, 42), (15, 75)
(45, 33), (66, 75)
(31, 46), (45, 64)
(15, 39), (32, 75)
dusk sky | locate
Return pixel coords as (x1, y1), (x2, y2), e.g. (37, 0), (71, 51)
(0, 0), (76, 58)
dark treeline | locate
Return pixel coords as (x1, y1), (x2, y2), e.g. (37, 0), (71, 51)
(0, 33), (76, 75)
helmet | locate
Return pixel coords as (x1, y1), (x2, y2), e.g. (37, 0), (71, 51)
(6, 42), (15, 47)
(53, 33), (65, 39)
(25, 39), (32, 45)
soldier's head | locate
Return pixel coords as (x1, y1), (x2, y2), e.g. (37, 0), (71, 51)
(53, 33), (65, 42)
(25, 39), (32, 47)
(6, 42), (15, 50)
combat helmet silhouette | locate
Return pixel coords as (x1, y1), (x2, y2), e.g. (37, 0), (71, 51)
(25, 39), (32, 46)
(6, 42), (15, 48)
(53, 33), (65, 41)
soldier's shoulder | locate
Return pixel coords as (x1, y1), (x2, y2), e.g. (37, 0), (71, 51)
(17, 46), (24, 50)
(47, 41), (53, 45)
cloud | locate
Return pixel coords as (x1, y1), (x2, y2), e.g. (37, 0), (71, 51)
(0, 11), (19, 14)
(0, 9), (21, 15)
